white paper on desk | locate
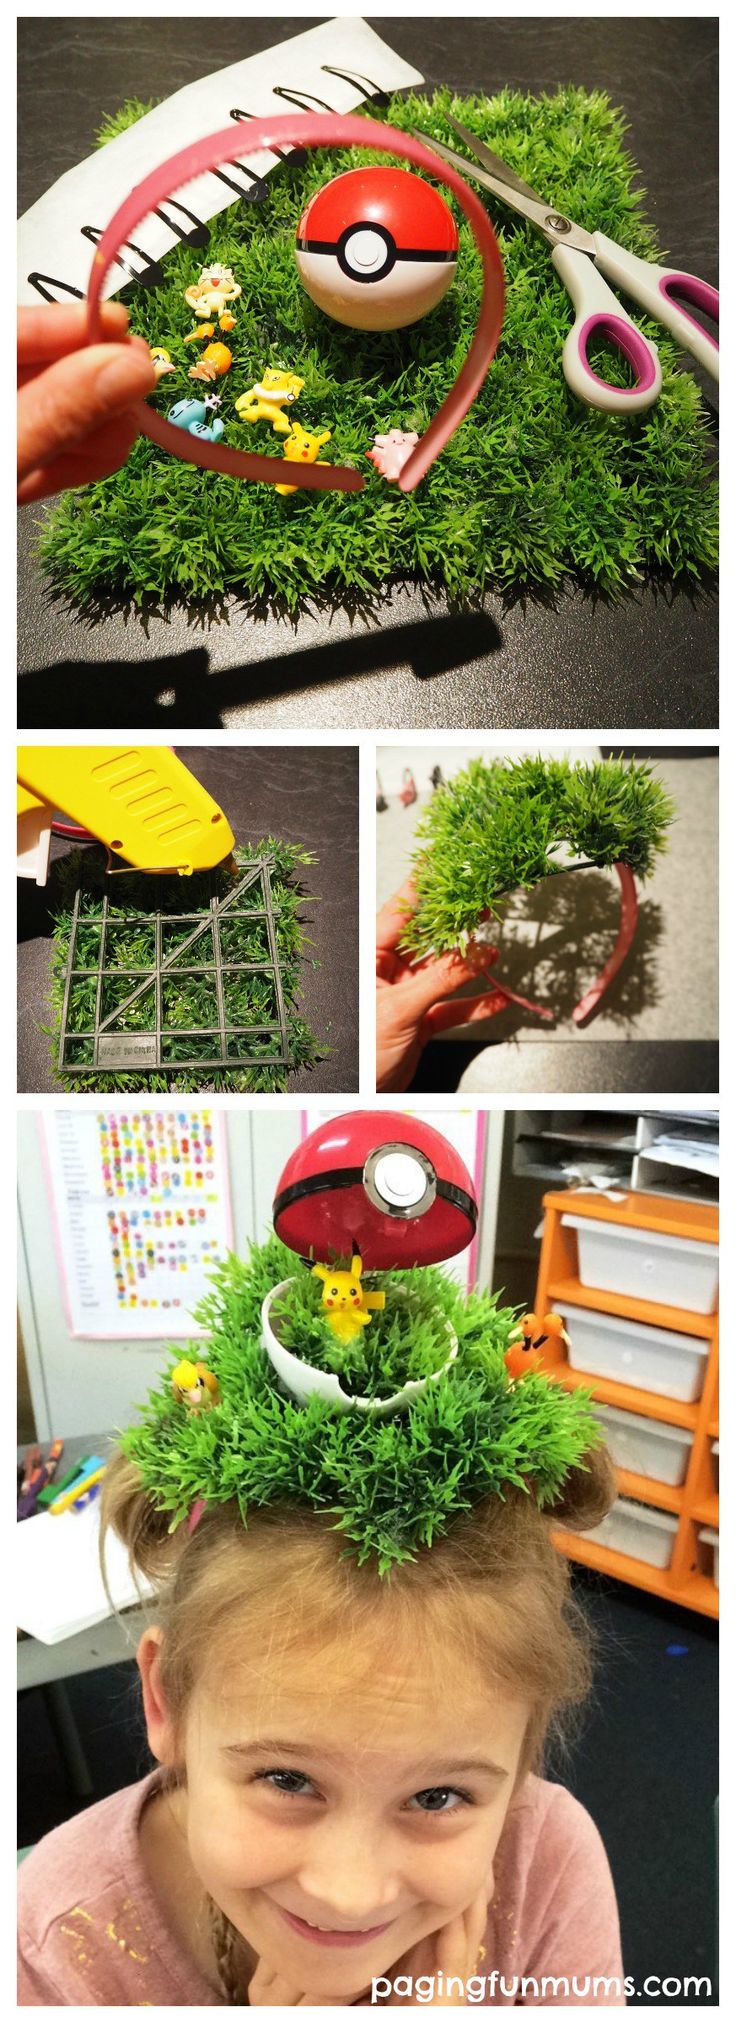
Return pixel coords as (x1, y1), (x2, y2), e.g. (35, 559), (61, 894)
(16, 1500), (155, 1645)
(17, 20), (424, 304)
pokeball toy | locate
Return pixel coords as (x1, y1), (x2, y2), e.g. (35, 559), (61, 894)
(272, 1110), (478, 1271)
(295, 166), (458, 332)
(86, 113), (504, 494)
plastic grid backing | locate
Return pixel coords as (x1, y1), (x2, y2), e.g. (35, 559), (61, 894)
(58, 861), (291, 1073)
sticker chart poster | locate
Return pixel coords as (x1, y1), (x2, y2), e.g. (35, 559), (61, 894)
(42, 1110), (232, 1338)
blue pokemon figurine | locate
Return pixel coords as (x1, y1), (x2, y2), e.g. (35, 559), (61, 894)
(168, 395), (224, 442)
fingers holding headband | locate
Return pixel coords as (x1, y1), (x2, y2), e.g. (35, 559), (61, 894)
(86, 114), (504, 493)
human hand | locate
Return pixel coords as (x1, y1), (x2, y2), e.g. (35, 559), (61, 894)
(384, 1885), (491, 2004)
(376, 877), (509, 1093)
(18, 303), (156, 503)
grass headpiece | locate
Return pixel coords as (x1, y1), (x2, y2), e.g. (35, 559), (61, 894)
(116, 1230), (605, 1575)
(401, 754), (675, 1024)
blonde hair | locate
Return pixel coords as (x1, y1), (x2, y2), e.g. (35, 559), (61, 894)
(100, 1446), (616, 2001)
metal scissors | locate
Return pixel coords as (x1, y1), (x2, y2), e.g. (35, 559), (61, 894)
(414, 116), (719, 413)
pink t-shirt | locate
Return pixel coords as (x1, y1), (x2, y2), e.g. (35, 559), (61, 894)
(18, 1766), (626, 2005)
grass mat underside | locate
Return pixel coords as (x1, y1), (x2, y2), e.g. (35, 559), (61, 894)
(39, 88), (718, 609)
(48, 840), (324, 1093)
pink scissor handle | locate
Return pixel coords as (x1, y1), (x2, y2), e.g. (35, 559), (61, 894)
(553, 244), (662, 413)
(86, 114), (504, 493)
(592, 232), (719, 384)
(658, 271), (719, 355)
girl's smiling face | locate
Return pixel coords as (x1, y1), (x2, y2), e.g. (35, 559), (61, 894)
(140, 1627), (530, 1999)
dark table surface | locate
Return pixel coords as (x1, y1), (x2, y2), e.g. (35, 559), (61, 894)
(18, 15), (718, 732)
(17, 744), (359, 1093)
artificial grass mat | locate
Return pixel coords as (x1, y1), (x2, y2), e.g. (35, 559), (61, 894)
(47, 839), (325, 1093)
(38, 87), (717, 610)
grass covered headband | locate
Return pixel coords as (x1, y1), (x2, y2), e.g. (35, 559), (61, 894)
(117, 1230), (604, 1575)
(400, 754), (675, 1025)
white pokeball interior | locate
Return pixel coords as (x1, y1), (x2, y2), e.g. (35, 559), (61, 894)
(371, 1150), (428, 1208)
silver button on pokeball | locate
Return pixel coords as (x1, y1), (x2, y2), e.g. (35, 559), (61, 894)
(363, 1144), (437, 1218)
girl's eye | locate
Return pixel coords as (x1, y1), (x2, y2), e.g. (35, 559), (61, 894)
(409, 1787), (471, 1816)
(253, 1772), (471, 1816)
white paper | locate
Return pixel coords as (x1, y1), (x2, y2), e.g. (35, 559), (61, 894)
(42, 1109), (232, 1338)
(641, 1137), (719, 1178)
(16, 1498), (155, 1645)
(17, 20), (424, 304)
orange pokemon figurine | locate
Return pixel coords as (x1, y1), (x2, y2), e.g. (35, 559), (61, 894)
(504, 1311), (570, 1381)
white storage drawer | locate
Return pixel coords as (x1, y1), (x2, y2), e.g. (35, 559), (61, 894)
(558, 1303), (709, 1404)
(593, 1402), (693, 1487)
(562, 1213), (719, 1314)
(583, 1496), (678, 1570)
(699, 1526), (719, 1589)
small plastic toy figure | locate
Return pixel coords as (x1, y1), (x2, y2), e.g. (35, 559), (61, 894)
(149, 345), (176, 381)
(184, 315), (238, 345)
(275, 422), (333, 495)
(183, 323), (216, 344)
(311, 1254), (386, 1347)
(504, 1311), (570, 1381)
(168, 395), (224, 442)
(234, 369), (305, 434)
(188, 342), (233, 384)
(171, 1360), (221, 1412)
(367, 430), (419, 482)
(184, 263), (242, 319)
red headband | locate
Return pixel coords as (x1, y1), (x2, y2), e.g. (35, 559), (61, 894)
(86, 113), (504, 493)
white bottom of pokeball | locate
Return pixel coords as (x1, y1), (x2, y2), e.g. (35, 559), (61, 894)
(261, 1280), (458, 1417)
(295, 253), (456, 331)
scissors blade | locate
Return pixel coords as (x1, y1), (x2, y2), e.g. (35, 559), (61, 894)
(445, 114), (544, 205)
(412, 126), (596, 255)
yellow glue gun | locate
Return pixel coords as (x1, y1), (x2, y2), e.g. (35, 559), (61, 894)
(17, 747), (235, 880)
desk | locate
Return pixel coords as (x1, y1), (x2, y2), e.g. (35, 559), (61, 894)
(17, 15), (717, 732)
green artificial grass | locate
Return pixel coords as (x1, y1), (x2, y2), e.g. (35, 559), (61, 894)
(402, 754), (675, 957)
(47, 839), (325, 1092)
(38, 87), (717, 611)
(118, 1234), (605, 1573)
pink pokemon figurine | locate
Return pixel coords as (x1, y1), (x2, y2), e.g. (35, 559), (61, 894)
(367, 429), (420, 482)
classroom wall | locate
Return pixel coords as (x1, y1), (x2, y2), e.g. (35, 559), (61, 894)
(18, 1108), (503, 1443)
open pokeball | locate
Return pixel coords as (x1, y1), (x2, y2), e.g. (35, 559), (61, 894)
(273, 1111), (478, 1269)
(296, 166), (459, 331)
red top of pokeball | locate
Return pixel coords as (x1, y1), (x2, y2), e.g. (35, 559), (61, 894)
(273, 1111), (477, 1270)
(298, 166), (458, 259)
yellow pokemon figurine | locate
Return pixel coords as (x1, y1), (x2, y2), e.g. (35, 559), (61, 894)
(149, 345), (176, 381)
(171, 1360), (221, 1413)
(275, 423), (333, 496)
(184, 263), (242, 319)
(234, 368), (305, 434)
(188, 343), (233, 384)
(311, 1254), (386, 1347)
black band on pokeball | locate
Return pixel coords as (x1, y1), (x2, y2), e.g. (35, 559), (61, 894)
(296, 223), (457, 285)
(273, 1167), (477, 1229)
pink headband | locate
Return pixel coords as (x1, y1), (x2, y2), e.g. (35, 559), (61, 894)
(86, 113), (504, 494)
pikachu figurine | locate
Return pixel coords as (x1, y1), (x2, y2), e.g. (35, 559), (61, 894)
(171, 1360), (221, 1413)
(311, 1254), (386, 1348)
(275, 423), (333, 496)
